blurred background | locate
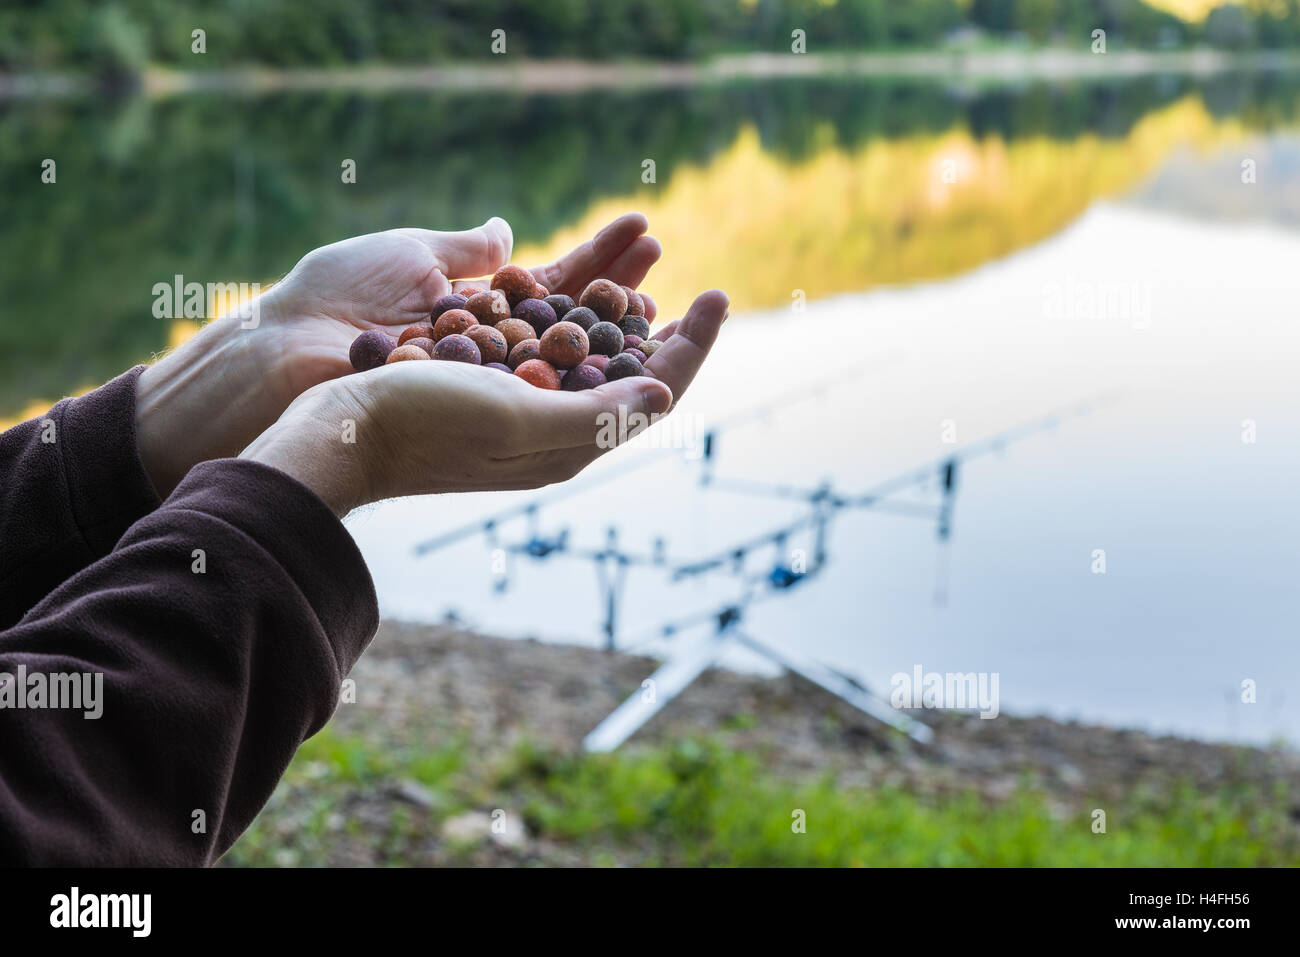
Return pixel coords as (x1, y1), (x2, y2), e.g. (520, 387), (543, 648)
(3, 0), (1299, 865)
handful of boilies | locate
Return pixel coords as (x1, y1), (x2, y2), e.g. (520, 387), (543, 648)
(348, 265), (661, 392)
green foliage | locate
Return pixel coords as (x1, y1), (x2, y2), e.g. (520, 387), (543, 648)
(294, 726), (399, 782)
(1, 0), (1290, 73)
(11, 73), (1268, 411)
(1206, 4), (1258, 49)
(1249, 0), (1300, 48)
(229, 728), (1300, 866)
(515, 737), (1298, 866)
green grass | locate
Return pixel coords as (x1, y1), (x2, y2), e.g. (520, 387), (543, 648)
(227, 729), (1299, 867)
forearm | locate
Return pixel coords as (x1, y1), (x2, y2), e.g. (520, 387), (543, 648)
(0, 367), (160, 628)
(135, 287), (300, 498)
(0, 458), (378, 865)
(0, 294), (302, 624)
(238, 380), (374, 518)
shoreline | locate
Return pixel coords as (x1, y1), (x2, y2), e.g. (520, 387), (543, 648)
(360, 619), (1297, 769)
(227, 620), (1300, 865)
(4, 48), (1300, 100)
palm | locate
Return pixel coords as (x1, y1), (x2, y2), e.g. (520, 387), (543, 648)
(343, 285), (730, 502)
(268, 215), (662, 398)
(291, 232), (447, 327)
(269, 231), (468, 397)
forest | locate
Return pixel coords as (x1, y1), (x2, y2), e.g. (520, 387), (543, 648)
(1, 0), (1295, 76)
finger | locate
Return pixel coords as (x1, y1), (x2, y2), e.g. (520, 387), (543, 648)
(596, 235), (663, 297)
(640, 292), (658, 323)
(510, 444), (605, 487)
(643, 290), (729, 403)
(531, 212), (649, 294)
(451, 279), (489, 295)
(650, 318), (678, 341)
(422, 273), (453, 305)
(508, 374), (673, 455)
(406, 217), (514, 280)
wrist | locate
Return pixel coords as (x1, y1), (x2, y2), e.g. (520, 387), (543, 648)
(136, 288), (292, 497)
(238, 385), (372, 517)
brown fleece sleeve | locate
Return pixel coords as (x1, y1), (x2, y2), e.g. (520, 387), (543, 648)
(0, 457), (378, 865)
(0, 366), (160, 629)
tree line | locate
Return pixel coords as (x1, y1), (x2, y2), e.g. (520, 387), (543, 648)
(2, 0), (1298, 75)
(4, 70), (1297, 409)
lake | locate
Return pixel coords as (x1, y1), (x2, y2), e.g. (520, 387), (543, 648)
(4, 71), (1298, 743)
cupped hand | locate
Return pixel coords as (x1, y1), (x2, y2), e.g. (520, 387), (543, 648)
(240, 289), (730, 515)
(136, 214), (662, 498)
(266, 213), (662, 401)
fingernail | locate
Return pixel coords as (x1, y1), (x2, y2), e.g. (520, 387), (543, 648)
(640, 383), (673, 415)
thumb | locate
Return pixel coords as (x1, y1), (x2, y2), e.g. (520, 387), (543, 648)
(417, 217), (514, 280)
(591, 375), (674, 431)
(518, 375), (673, 454)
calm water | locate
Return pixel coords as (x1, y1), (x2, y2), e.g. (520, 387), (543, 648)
(5, 74), (1299, 742)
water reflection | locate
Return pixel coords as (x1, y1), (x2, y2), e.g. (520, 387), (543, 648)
(354, 202), (1300, 744)
(517, 97), (1243, 318)
(5, 71), (1299, 741)
(2, 73), (1298, 417)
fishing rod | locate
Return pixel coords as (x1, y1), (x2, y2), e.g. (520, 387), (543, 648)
(464, 390), (1115, 653)
(662, 392), (1114, 584)
(584, 395), (1119, 751)
(415, 385), (1119, 751)
(411, 352), (900, 556)
(702, 393), (1118, 508)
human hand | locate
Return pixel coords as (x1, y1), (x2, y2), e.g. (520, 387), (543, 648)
(262, 212), (662, 398)
(239, 289), (729, 515)
(135, 214), (662, 497)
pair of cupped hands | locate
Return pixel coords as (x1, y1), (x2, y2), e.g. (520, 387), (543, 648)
(135, 214), (728, 515)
